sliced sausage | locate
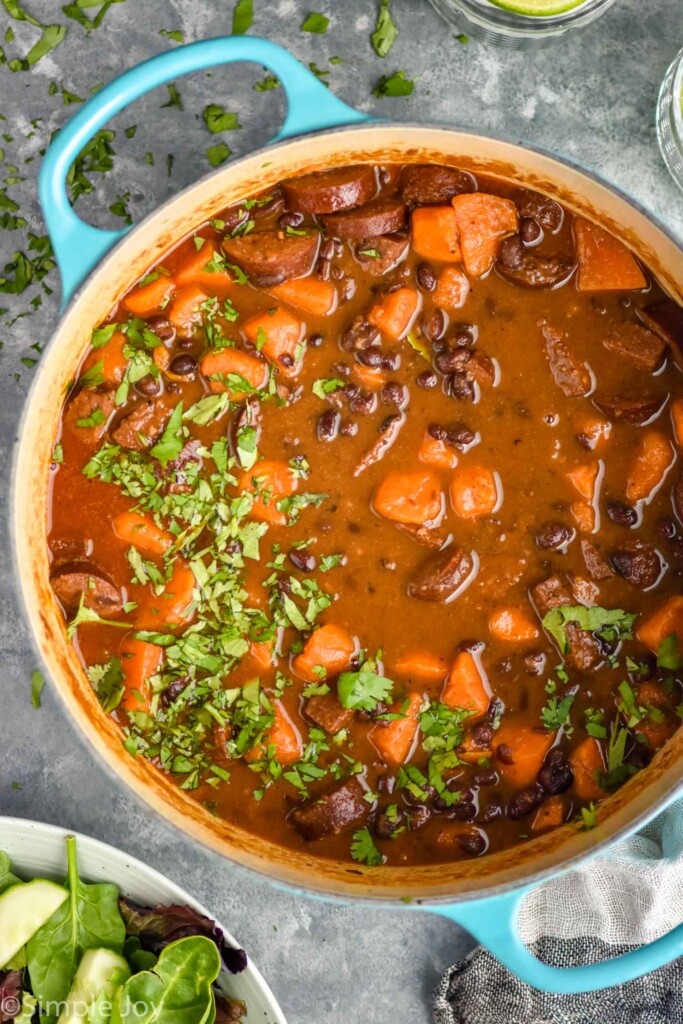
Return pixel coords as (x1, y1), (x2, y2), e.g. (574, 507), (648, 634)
(609, 540), (664, 590)
(637, 299), (683, 367)
(395, 523), (450, 550)
(397, 164), (475, 205)
(497, 253), (576, 289)
(580, 539), (615, 581)
(320, 197), (407, 241)
(593, 391), (667, 425)
(354, 413), (405, 477)
(281, 166), (377, 214)
(51, 568), (122, 615)
(541, 322), (591, 398)
(222, 230), (320, 287)
(290, 776), (367, 841)
(353, 235), (409, 276)
(64, 388), (116, 441)
(602, 322), (666, 373)
(407, 546), (474, 602)
(512, 188), (563, 232)
(304, 693), (354, 734)
(111, 401), (169, 451)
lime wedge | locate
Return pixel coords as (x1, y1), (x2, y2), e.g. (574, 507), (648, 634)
(487, 0), (587, 14)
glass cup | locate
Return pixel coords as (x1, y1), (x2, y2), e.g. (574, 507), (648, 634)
(657, 47), (683, 195)
(427, 0), (618, 48)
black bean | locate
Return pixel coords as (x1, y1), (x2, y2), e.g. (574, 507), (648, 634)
(344, 383), (361, 399)
(428, 422), (448, 440)
(251, 193), (284, 219)
(507, 786), (544, 820)
(357, 700), (389, 721)
(657, 518), (678, 540)
(339, 419), (358, 437)
(374, 806), (407, 840)
(417, 370), (438, 389)
(135, 374), (160, 397)
(408, 804), (431, 831)
(278, 211), (305, 229)
(309, 332), (324, 348)
(537, 748), (574, 795)
(446, 423), (477, 450)
(498, 234), (524, 269)
(317, 257), (331, 281)
(535, 521), (575, 551)
(349, 392), (376, 415)
(496, 743), (515, 766)
(317, 409), (340, 441)
(520, 217), (542, 244)
(381, 352), (401, 372)
(357, 346), (383, 368)
(403, 785), (436, 808)
(457, 829), (487, 856)
(319, 238), (335, 261)
(332, 362), (351, 378)
(435, 347), (469, 375)
(454, 328), (476, 348)
(147, 316), (176, 343)
(448, 371), (475, 402)
(442, 802), (476, 822)
(473, 768), (498, 787)
(607, 501), (638, 527)
(381, 382), (407, 408)
(524, 651), (546, 676)
(377, 774), (395, 795)
(416, 261), (437, 291)
(341, 278), (356, 302)
(169, 353), (197, 377)
(161, 679), (187, 708)
(479, 802), (502, 823)
(422, 309), (447, 343)
(289, 548), (316, 573)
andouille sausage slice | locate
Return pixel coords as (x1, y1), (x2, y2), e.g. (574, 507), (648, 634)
(281, 165), (377, 214)
(111, 401), (170, 451)
(407, 546), (475, 602)
(290, 776), (367, 841)
(320, 197), (408, 241)
(531, 574), (601, 671)
(637, 299), (683, 368)
(51, 568), (122, 615)
(602, 322), (666, 373)
(398, 164), (475, 205)
(353, 234), (409, 276)
(222, 230), (320, 287)
(541, 322), (592, 398)
(304, 693), (354, 734)
(593, 391), (668, 426)
(512, 187), (564, 232)
(497, 253), (576, 290)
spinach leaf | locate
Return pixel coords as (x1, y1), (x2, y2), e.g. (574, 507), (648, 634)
(0, 851), (20, 894)
(27, 836), (125, 1010)
(113, 937), (221, 1024)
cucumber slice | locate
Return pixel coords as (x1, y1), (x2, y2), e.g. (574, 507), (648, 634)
(58, 948), (131, 1024)
(487, 0), (586, 14)
(0, 880), (68, 968)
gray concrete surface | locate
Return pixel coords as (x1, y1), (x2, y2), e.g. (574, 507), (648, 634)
(1, 1), (682, 1021)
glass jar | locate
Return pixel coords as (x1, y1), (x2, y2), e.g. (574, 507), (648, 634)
(657, 47), (683, 195)
(427, 0), (618, 48)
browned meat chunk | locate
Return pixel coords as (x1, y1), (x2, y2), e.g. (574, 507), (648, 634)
(291, 776), (367, 841)
(674, 476), (683, 523)
(602, 322), (666, 372)
(304, 693), (354, 734)
(64, 388), (115, 441)
(532, 574), (573, 615)
(637, 299), (683, 367)
(593, 392), (667, 425)
(395, 523), (450, 550)
(353, 235), (409, 276)
(497, 253), (576, 289)
(609, 540), (664, 590)
(354, 413), (405, 477)
(407, 546), (474, 602)
(222, 230), (320, 287)
(512, 188), (563, 232)
(397, 164), (475, 205)
(320, 197), (407, 241)
(51, 568), (122, 615)
(531, 574), (601, 671)
(111, 401), (169, 451)
(580, 539), (615, 581)
(340, 316), (381, 352)
(281, 166), (377, 214)
(541, 322), (591, 398)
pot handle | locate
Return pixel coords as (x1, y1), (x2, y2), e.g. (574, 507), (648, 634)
(38, 36), (369, 307)
(430, 890), (683, 993)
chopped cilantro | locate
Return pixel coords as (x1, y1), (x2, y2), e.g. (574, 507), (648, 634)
(149, 402), (184, 467)
(183, 393), (229, 426)
(657, 633), (683, 670)
(161, 82), (183, 110)
(87, 657), (125, 712)
(232, 0), (253, 34)
(202, 104), (242, 134)
(372, 71), (414, 98)
(540, 689), (576, 733)
(337, 666), (393, 711)
(254, 74), (280, 92)
(30, 669), (44, 709)
(371, 0), (398, 58)
(351, 827), (384, 866)
(541, 605), (636, 654)
(207, 143), (231, 168)
(301, 12), (329, 33)
(312, 377), (345, 400)
(159, 28), (184, 42)
(577, 803), (598, 830)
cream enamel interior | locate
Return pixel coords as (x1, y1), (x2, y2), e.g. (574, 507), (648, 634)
(13, 124), (683, 904)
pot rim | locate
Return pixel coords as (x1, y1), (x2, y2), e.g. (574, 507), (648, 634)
(12, 118), (683, 908)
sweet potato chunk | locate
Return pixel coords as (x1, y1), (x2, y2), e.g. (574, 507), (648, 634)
(574, 218), (647, 292)
(451, 192), (518, 277)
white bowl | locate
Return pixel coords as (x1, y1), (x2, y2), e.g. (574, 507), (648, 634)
(0, 817), (287, 1024)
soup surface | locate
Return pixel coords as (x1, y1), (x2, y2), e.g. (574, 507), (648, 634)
(48, 161), (683, 867)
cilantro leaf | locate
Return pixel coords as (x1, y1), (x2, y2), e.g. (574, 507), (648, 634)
(371, 0), (398, 58)
(350, 827), (384, 866)
(540, 690), (576, 732)
(232, 0), (253, 34)
(30, 669), (44, 709)
(312, 377), (345, 400)
(149, 401), (184, 467)
(541, 605), (636, 654)
(657, 633), (683, 670)
(207, 143), (231, 168)
(87, 657), (125, 713)
(301, 12), (329, 33)
(372, 70), (414, 98)
(337, 668), (393, 711)
(183, 393), (229, 426)
(202, 104), (242, 134)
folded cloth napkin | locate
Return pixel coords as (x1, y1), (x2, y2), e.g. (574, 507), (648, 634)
(433, 800), (683, 1024)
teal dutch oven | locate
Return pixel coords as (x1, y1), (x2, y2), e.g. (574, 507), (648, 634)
(13, 36), (683, 996)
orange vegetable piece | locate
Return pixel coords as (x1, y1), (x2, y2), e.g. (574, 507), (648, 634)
(570, 502), (596, 533)
(633, 681), (677, 750)
(570, 737), (607, 800)
(112, 510), (173, 556)
(123, 274), (175, 317)
(370, 691), (424, 765)
(672, 398), (683, 448)
(137, 559), (196, 629)
(433, 265), (470, 310)
(245, 702), (302, 765)
(442, 650), (491, 719)
(418, 431), (458, 470)
(494, 721), (555, 789)
(637, 596), (683, 653)
(166, 285), (209, 333)
(574, 218), (647, 292)
(119, 635), (162, 713)
(367, 287), (421, 341)
(248, 639), (276, 670)
(394, 650), (449, 683)
(410, 206), (462, 263)
(451, 192), (518, 277)
(488, 606), (540, 643)
(176, 241), (233, 292)
(449, 465), (500, 518)
(239, 460), (298, 526)
(626, 430), (676, 503)
(352, 363), (387, 391)
(200, 347), (269, 399)
(270, 277), (338, 317)
(567, 460), (602, 534)
(82, 330), (128, 385)
(372, 470), (443, 525)
(458, 730), (492, 765)
(532, 796), (566, 832)
(293, 623), (356, 683)
(243, 307), (305, 378)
